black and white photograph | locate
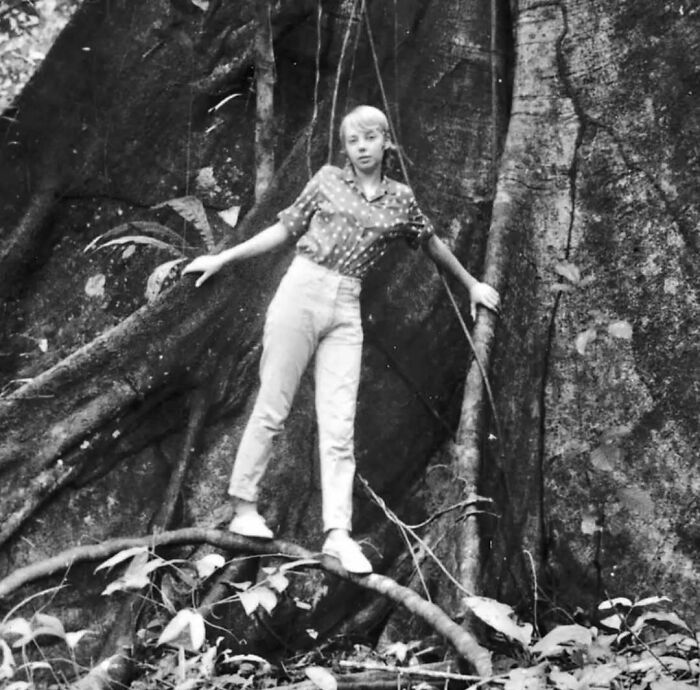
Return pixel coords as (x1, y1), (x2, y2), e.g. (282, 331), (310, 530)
(0, 1), (698, 687)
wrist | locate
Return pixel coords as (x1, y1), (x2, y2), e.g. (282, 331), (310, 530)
(217, 248), (237, 266)
(464, 275), (478, 293)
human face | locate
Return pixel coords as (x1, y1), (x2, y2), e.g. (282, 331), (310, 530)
(343, 124), (386, 177)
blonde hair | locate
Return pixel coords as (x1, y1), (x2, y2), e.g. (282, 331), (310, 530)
(339, 105), (391, 144)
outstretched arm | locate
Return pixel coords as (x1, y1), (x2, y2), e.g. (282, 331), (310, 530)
(423, 235), (500, 319)
(182, 222), (291, 287)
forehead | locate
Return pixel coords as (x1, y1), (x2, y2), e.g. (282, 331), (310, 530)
(343, 123), (383, 139)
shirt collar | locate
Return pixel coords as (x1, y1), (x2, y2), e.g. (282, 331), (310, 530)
(342, 162), (391, 201)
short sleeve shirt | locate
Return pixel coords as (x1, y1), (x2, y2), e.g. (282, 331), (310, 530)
(277, 164), (434, 280)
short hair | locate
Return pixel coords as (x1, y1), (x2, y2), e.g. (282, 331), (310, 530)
(339, 105), (390, 143)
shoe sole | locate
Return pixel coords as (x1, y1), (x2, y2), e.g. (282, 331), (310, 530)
(321, 549), (372, 575)
(228, 524), (274, 539)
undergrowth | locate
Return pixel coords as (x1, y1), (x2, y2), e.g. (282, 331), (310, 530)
(1, 544), (698, 690)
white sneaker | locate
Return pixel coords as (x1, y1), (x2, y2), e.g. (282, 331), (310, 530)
(322, 532), (372, 574)
(228, 511), (274, 539)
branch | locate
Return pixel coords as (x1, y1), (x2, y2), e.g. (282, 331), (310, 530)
(0, 528), (492, 675)
(338, 660), (482, 683)
(278, 663), (478, 690)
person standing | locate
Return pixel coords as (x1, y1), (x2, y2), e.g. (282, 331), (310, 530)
(183, 106), (500, 574)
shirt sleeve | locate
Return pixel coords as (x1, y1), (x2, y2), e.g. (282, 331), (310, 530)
(277, 169), (323, 240)
(404, 194), (435, 249)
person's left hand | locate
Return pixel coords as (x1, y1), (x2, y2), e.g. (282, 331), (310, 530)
(469, 282), (500, 320)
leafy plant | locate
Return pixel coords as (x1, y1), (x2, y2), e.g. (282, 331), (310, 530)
(84, 196), (240, 303)
(0, 587), (94, 687)
(495, 595), (700, 689)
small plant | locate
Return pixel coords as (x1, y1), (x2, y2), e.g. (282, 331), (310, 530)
(494, 595), (700, 689)
(0, 586), (94, 687)
(84, 195), (240, 303)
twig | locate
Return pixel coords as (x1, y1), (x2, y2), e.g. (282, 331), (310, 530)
(523, 549), (540, 638)
(0, 527), (492, 675)
(358, 475), (476, 599)
(465, 675), (509, 690)
(339, 660), (481, 683)
(407, 496), (494, 530)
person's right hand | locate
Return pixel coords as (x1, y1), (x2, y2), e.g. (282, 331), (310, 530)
(182, 254), (224, 287)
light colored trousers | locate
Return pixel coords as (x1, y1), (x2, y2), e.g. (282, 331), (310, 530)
(228, 255), (363, 532)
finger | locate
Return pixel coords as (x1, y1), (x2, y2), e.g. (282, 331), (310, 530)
(183, 263), (203, 276)
(195, 272), (208, 287)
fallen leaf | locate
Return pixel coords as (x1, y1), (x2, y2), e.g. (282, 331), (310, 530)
(554, 262), (581, 284)
(575, 328), (597, 355)
(305, 666), (337, 690)
(464, 595), (532, 647)
(531, 624), (593, 657)
(84, 273), (106, 298)
(580, 511), (600, 536)
(607, 320), (633, 339)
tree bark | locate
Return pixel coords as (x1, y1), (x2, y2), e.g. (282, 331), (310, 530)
(254, 0), (276, 201)
(1, 0), (698, 679)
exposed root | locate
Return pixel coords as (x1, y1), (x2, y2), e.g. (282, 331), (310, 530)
(0, 462), (79, 549)
(72, 389), (213, 690)
(150, 388), (210, 531)
(0, 528), (492, 675)
(0, 180), (61, 299)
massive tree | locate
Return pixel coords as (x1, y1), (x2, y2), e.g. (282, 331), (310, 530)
(0, 0), (698, 683)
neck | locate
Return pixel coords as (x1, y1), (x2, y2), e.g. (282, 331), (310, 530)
(353, 165), (382, 193)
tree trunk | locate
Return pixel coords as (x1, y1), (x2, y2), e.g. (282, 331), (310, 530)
(0, 0), (698, 683)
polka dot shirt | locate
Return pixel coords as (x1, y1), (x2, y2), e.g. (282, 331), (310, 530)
(277, 164), (434, 280)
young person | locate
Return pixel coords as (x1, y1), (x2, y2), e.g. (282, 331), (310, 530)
(183, 106), (500, 574)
